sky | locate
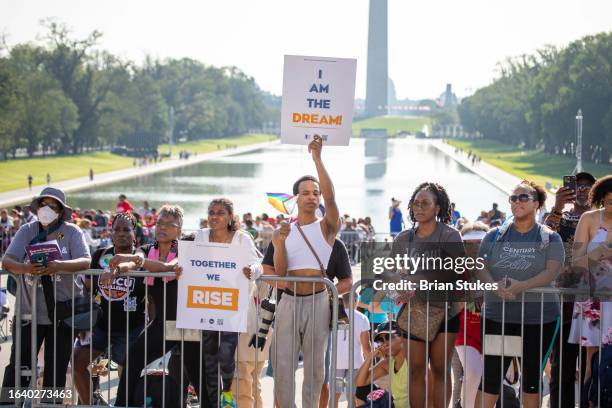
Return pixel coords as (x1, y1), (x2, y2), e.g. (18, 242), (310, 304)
(2, 0), (611, 100)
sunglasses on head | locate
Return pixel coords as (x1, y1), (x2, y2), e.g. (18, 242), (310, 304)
(509, 193), (535, 203)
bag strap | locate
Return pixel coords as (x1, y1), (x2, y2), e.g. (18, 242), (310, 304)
(29, 221), (62, 246)
(295, 223), (326, 278)
(31, 221), (63, 322)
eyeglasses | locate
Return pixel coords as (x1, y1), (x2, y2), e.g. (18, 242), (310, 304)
(509, 194), (535, 203)
(410, 200), (434, 209)
(576, 184), (592, 192)
(604, 199), (612, 207)
(40, 201), (61, 212)
(155, 221), (180, 229)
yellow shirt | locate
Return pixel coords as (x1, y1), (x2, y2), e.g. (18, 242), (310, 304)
(390, 356), (408, 407)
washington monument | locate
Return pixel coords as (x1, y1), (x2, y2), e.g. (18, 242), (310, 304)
(365, 0), (388, 116)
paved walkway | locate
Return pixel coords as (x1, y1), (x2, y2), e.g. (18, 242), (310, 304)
(0, 140), (278, 208)
(430, 139), (556, 208)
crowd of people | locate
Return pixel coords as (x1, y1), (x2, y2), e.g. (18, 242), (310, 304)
(0, 134), (610, 408)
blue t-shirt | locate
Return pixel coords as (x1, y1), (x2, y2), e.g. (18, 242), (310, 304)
(479, 223), (564, 324)
(452, 210), (461, 225)
(359, 287), (401, 324)
(390, 208), (403, 234)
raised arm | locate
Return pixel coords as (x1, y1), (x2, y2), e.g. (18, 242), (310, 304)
(309, 136), (340, 239)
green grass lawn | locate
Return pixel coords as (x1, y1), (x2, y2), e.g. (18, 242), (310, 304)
(446, 139), (611, 187)
(158, 133), (276, 154)
(352, 116), (431, 136)
(0, 133), (276, 193)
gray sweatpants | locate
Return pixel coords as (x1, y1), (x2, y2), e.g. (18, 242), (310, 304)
(271, 290), (330, 408)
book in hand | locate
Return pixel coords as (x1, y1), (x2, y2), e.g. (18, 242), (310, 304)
(25, 240), (62, 266)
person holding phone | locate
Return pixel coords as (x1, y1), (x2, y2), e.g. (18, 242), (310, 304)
(475, 180), (565, 408)
(544, 171), (595, 408)
(1, 187), (91, 404)
(568, 175), (612, 401)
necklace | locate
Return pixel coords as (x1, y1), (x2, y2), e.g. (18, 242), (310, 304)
(210, 230), (231, 243)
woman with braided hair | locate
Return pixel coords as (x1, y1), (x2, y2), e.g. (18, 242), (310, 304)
(388, 181), (465, 408)
(74, 212), (146, 404)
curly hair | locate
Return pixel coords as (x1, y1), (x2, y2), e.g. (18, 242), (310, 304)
(408, 182), (452, 224)
(589, 175), (612, 208)
(112, 212), (137, 229)
(208, 198), (238, 231)
(158, 204), (184, 228)
(517, 180), (547, 209)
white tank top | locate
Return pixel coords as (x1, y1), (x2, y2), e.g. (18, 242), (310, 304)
(285, 219), (333, 271)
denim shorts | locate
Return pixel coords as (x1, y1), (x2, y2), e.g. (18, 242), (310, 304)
(91, 324), (143, 366)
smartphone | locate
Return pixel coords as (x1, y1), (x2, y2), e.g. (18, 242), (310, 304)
(563, 175), (577, 192)
(31, 252), (47, 267)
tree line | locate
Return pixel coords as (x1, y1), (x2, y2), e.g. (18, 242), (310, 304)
(458, 32), (612, 165)
(0, 21), (277, 158)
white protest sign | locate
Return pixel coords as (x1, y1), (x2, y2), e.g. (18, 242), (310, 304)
(281, 55), (357, 146)
(177, 240), (250, 332)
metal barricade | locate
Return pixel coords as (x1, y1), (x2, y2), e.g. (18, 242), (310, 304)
(339, 231), (361, 265)
(345, 279), (612, 408)
(1, 269), (340, 407)
(0, 270), (24, 407)
(255, 275), (340, 408)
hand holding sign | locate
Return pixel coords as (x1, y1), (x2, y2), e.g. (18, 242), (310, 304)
(281, 55), (356, 145)
(308, 135), (323, 162)
(177, 240), (250, 332)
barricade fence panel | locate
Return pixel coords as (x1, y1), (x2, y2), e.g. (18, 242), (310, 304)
(0, 270), (341, 408)
(2, 267), (611, 407)
(346, 278), (612, 408)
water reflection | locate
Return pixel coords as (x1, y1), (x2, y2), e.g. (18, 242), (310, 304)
(69, 139), (510, 231)
(364, 130), (388, 179)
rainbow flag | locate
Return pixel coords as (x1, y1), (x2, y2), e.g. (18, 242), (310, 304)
(266, 193), (296, 215)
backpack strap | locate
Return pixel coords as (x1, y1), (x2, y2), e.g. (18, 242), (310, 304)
(539, 224), (554, 247)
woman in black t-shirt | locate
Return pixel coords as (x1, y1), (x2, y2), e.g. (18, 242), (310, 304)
(112, 205), (184, 407)
(74, 213), (146, 405)
(390, 182), (465, 408)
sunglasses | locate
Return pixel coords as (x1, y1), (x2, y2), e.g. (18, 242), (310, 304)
(509, 194), (535, 203)
(410, 200), (435, 209)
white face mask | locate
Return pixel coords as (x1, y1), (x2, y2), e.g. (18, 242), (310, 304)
(37, 205), (59, 226)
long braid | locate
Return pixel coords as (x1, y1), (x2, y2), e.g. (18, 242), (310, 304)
(408, 182), (452, 225)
